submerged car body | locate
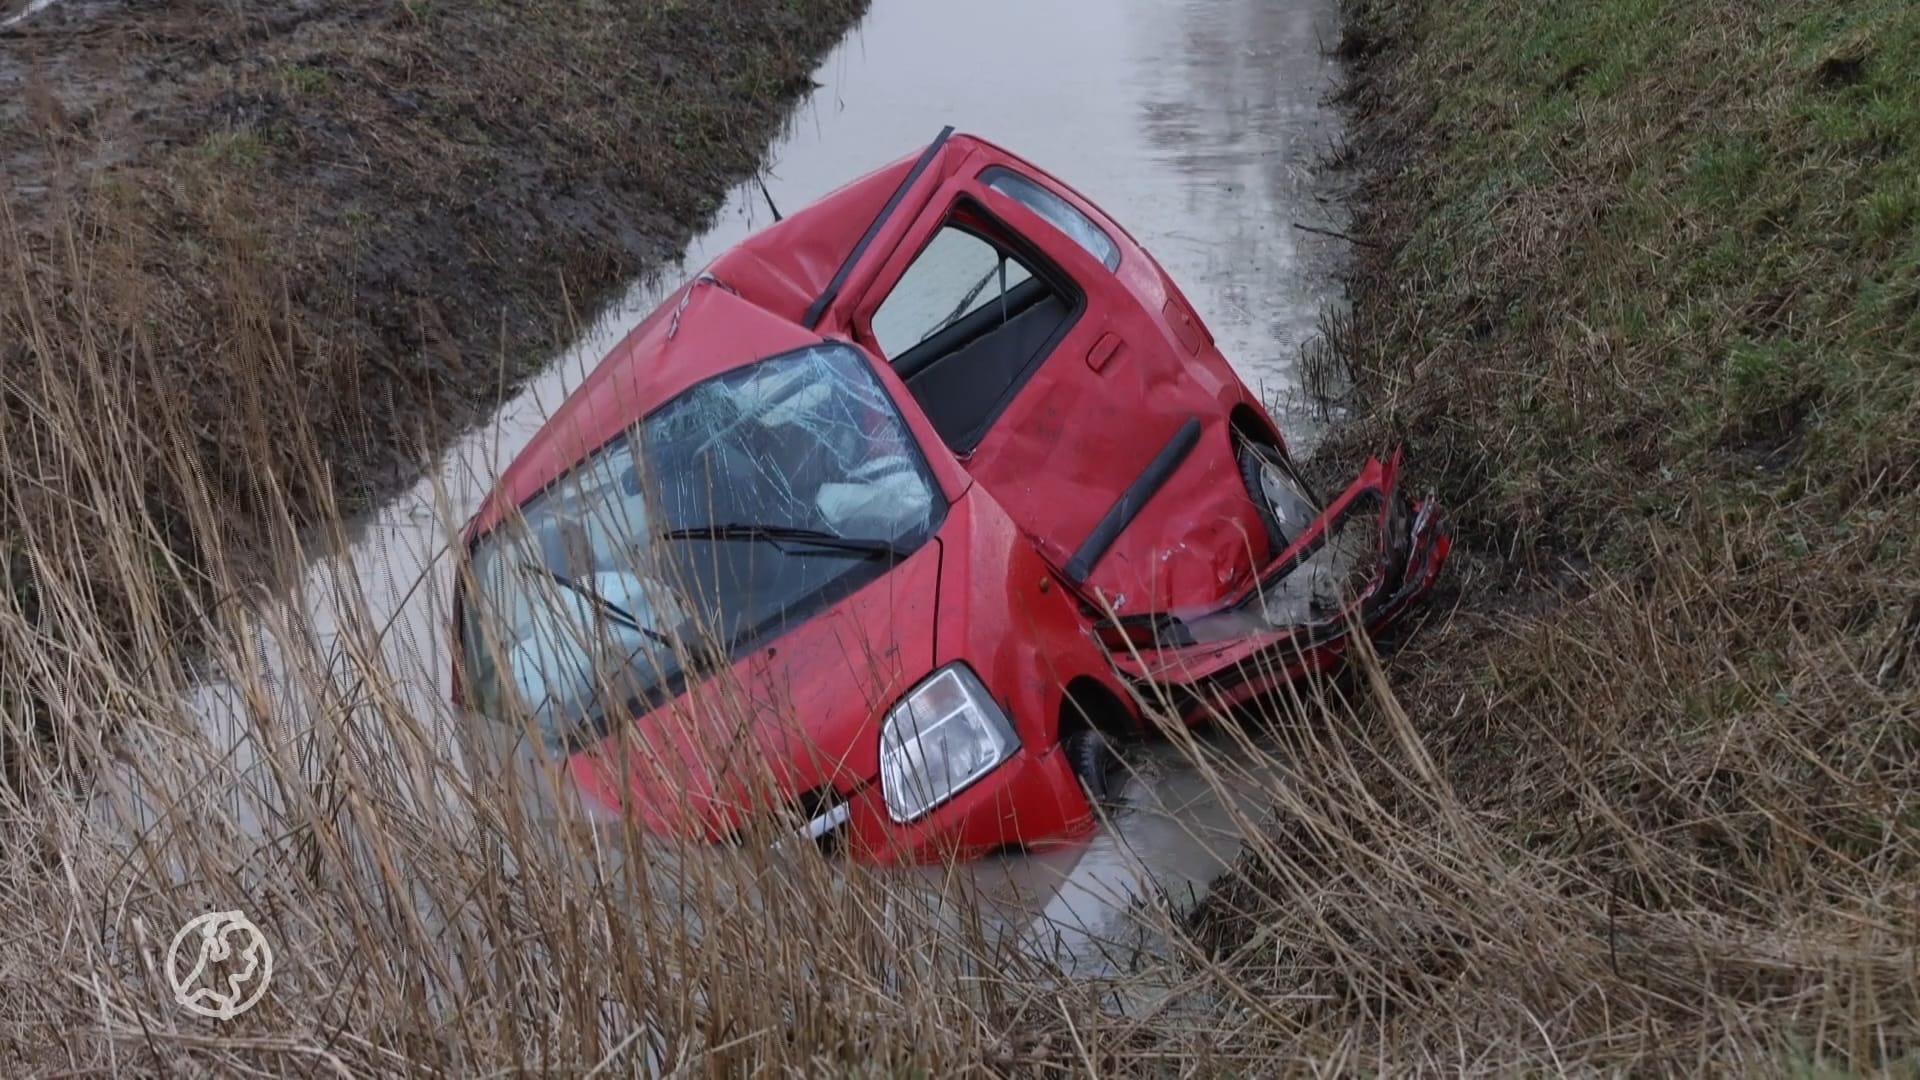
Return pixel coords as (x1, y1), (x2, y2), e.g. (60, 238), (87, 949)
(451, 128), (1450, 864)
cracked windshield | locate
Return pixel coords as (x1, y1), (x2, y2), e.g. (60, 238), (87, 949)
(459, 342), (939, 748)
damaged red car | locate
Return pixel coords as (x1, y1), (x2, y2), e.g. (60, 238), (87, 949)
(451, 128), (1450, 865)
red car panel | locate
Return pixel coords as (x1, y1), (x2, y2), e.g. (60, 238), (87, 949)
(564, 535), (943, 843)
(451, 128), (1452, 865)
(828, 135), (1280, 617)
(1101, 452), (1452, 721)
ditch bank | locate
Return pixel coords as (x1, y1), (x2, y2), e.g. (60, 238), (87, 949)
(1184, 0), (1920, 1069)
(2, 0), (868, 478)
(0, 0), (865, 757)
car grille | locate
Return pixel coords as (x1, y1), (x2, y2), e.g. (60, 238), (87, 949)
(713, 781), (852, 855)
(799, 783), (849, 848)
(780, 782), (853, 857)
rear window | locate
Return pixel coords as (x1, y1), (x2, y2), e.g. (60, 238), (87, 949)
(980, 166), (1120, 271)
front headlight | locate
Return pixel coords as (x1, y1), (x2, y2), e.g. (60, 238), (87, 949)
(878, 664), (1020, 824)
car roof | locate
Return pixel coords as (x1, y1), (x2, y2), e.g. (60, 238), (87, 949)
(466, 130), (990, 540)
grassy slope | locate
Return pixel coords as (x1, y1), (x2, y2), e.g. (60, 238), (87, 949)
(1196, 0), (1920, 1068)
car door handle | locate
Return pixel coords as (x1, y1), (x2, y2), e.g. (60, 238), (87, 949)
(1086, 332), (1123, 373)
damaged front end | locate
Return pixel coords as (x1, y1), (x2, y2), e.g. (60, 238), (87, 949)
(1090, 450), (1450, 717)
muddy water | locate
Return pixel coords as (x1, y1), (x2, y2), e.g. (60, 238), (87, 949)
(102, 0), (1350, 980)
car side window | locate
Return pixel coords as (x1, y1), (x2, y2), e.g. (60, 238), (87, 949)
(869, 226), (1035, 360)
(864, 212), (1081, 453)
(980, 166), (1120, 271)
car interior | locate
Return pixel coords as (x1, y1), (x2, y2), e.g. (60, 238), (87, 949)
(875, 216), (1083, 453)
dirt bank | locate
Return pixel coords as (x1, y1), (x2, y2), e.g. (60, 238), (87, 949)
(0, 0), (865, 750)
(1190, 0), (1920, 1069)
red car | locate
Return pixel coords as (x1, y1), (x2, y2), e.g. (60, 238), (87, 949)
(451, 128), (1450, 865)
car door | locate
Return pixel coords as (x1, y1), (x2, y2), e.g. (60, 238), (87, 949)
(843, 145), (1268, 616)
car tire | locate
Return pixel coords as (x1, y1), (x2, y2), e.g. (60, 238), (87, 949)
(1066, 728), (1124, 809)
(1237, 437), (1323, 554)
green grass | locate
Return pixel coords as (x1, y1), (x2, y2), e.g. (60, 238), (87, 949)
(274, 63), (333, 96)
(197, 127), (266, 167)
(1222, 0), (1920, 1067)
(1336, 0), (1919, 557)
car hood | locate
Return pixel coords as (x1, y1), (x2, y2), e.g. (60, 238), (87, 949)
(564, 538), (943, 842)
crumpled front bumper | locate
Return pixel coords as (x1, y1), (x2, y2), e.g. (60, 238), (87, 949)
(1094, 452), (1451, 717)
(762, 742), (1096, 866)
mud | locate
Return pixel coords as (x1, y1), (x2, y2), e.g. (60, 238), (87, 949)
(0, 0), (867, 597)
(91, 0), (1355, 983)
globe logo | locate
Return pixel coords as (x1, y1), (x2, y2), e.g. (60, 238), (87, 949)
(166, 910), (274, 1020)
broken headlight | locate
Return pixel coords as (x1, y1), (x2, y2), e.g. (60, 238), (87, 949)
(878, 664), (1019, 823)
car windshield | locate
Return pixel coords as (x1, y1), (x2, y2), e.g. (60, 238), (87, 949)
(458, 341), (944, 751)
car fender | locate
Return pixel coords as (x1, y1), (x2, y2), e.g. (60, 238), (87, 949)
(931, 486), (1132, 749)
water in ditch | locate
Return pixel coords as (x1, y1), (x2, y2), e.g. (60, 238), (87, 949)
(93, 0), (1354, 994)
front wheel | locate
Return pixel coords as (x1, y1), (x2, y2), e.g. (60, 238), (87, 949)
(1066, 728), (1125, 810)
(1236, 437), (1324, 555)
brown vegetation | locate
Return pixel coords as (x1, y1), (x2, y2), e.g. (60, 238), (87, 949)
(4, 0), (1917, 1073)
(2, 0), (865, 656)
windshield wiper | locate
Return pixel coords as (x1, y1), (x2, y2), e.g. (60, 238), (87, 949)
(516, 562), (676, 649)
(656, 523), (909, 560)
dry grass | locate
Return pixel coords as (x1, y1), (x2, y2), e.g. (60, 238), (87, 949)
(1198, 0), (1920, 1071)
(4, 218), (1916, 1079)
(5, 0), (1920, 1073)
(1, 0), (867, 664)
